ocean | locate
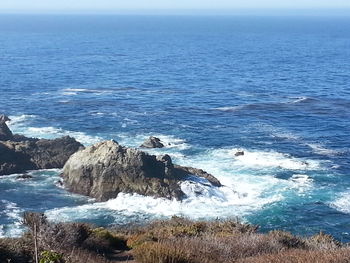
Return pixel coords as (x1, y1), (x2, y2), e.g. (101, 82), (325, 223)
(0, 14), (349, 241)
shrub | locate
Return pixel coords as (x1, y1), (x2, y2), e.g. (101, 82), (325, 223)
(83, 227), (127, 253)
(307, 232), (341, 250)
(39, 250), (64, 263)
(133, 241), (190, 263)
(127, 233), (157, 248)
(240, 248), (350, 263)
(0, 238), (32, 263)
(267, 230), (306, 249)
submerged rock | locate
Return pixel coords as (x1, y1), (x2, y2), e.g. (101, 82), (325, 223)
(0, 116), (84, 175)
(16, 174), (33, 180)
(140, 136), (164, 148)
(63, 140), (221, 201)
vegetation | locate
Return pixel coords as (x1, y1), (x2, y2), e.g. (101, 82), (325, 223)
(0, 213), (349, 263)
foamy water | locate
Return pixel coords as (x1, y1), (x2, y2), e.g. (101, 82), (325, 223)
(1, 15), (349, 240)
(8, 115), (103, 145)
(2, 114), (343, 239)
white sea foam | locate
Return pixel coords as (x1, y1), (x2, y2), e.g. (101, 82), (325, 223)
(208, 148), (321, 171)
(290, 97), (309, 103)
(8, 115), (103, 146)
(3, 115), (323, 231)
(62, 88), (113, 96)
(0, 225), (5, 238)
(46, 180), (283, 223)
(117, 133), (190, 151)
(330, 192), (350, 214)
(7, 114), (36, 126)
(306, 143), (339, 156)
(265, 125), (338, 157)
(1, 200), (24, 237)
(271, 131), (301, 141)
(46, 146), (317, 224)
(213, 106), (244, 112)
(289, 174), (313, 185)
(62, 91), (78, 96)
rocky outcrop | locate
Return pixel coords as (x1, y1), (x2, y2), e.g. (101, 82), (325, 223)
(0, 115), (84, 175)
(0, 115), (13, 141)
(63, 140), (221, 201)
(173, 165), (222, 187)
(140, 136), (164, 148)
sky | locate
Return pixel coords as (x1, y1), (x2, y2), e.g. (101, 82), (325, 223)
(1, 0), (350, 14)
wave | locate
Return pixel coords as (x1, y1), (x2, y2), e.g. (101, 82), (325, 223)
(117, 133), (190, 152)
(8, 115), (103, 146)
(213, 106), (244, 112)
(305, 143), (340, 156)
(45, 146), (320, 225)
(208, 148), (321, 171)
(61, 88), (114, 96)
(289, 97), (317, 104)
(330, 192), (350, 214)
(46, 180), (282, 224)
(263, 125), (339, 157)
(0, 200), (24, 237)
(7, 114), (36, 125)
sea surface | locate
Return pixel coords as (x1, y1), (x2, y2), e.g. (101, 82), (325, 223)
(0, 14), (349, 241)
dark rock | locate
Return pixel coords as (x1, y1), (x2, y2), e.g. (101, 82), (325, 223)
(234, 151), (244, 157)
(0, 115), (13, 141)
(63, 140), (221, 201)
(0, 115), (10, 123)
(173, 165), (222, 187)
(140, 136), (164, 148)
(16, 174), (33, 180)
(55, 179), (64, 187)
(0, 135), (84, 176)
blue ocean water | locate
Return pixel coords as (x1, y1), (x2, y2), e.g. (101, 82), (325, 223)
(0, 15), (350, 241)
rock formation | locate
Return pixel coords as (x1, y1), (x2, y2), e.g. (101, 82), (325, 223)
(63, 140), (221, 201)
(0, 115), (84, 175)
(0, 114), (13, 141)
(140, 136), (164, 148)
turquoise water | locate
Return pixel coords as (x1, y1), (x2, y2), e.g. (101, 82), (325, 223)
(0, 15), (349, 241)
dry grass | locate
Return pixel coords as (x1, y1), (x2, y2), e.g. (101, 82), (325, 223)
(240, 248), (350, 263)
(129, 217), (348, 263)
(1, 214), (349, 263)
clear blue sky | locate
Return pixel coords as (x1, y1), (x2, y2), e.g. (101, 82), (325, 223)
(1, 0), (350, 13)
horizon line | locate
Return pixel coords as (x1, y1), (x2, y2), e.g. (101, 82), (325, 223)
(1, 7), (350, 16)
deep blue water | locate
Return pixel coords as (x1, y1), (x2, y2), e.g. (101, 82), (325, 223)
(0, 15), (350, 241)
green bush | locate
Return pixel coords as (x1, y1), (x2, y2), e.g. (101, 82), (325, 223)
(39, 250), (64, 263)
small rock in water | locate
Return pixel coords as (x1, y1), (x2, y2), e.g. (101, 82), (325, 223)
(16, 174), (33, 180)
(55, 179), (64, 187)
(235, 151), (245, 157)
(140, 136), (164, 148)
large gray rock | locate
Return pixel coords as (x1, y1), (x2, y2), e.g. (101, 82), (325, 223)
(63, 140), (221, 201)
